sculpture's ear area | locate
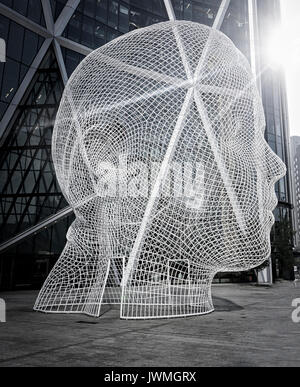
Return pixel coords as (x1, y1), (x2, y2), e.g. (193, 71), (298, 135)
(181, 162), (206, 211)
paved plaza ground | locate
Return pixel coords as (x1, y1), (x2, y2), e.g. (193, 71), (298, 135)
(0, 281), (299, 367)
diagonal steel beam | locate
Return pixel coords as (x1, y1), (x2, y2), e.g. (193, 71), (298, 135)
(163, 0), (176, 21)
(41, 0), (54, 35)
(193, 90), (246, 234)
(248, 0), (261, 87)
(121, 0), (239, 292)
(97, 53), (186, 88)
(0, 38), (53, 145)
(56, 35), (92, 56)
(163, 0), (231, 31)
(163, 0), (193, 81)
(213, 0), (231, 30)
(122, 88), (194, 288)
(1, 75), (62, 224)
(162, 0), (245, 236)
(0, 206), (73, 254)
(54, 0), (81, 37)
(53, 39), (69, 86)
(0, 3), (52, 38)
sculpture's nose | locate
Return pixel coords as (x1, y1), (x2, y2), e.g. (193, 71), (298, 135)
(265, 144), (286, 182)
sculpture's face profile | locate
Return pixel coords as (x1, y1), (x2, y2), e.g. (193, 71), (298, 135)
(35, 21), (286, 319)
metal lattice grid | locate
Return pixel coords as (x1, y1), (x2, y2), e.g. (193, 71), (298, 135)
(0, 50), (67, 243)
(0, 0), (234, 247)
(34, 20), (286, 319)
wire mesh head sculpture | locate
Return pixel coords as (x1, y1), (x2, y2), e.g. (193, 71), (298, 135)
(34, 21), (286, 319)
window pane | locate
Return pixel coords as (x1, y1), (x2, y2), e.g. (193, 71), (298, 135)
(152, 0), (168, 17)
(22, 30), (38, 66)
(107, 28), (119, 42)
(27, 0), (43, 24)
(83, 0), (96, 18)
(119, 4), (129, 33)
(62, 48), (85, 77)
(0, 101), (8, 120)
(108, 1), (118, 29)
(0, 14), (9, 41)
(1, 58), (20, 103)
(94, 23), (106, 47)
(7, 22), (24, 62)
(220, 0), (250, 60)
(81, 16), (94, 47)
(95, 0), (107, 23)
(66, 12), (82, 43)
(12, 0), (28, 16)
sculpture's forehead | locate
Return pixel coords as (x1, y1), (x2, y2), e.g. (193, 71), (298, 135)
(59, 20), (260, 135)
(68, 21), (248, 91)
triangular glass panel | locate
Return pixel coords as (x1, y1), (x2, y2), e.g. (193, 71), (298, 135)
(0, 48), (65, 243)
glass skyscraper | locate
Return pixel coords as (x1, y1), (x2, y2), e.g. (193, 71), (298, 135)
(0, 0), (293, 288)
(290, 136), (300, 249)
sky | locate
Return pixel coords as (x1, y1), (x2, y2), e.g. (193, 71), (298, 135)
(279, 0), (300, 136)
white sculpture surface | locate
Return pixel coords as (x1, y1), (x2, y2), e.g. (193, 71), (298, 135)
(34, 21), (286, 319)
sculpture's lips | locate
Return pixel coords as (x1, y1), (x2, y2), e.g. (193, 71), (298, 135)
(268, 200), (278, 214)
(266, 187), (279, 213)
(268, 211), (275, 226)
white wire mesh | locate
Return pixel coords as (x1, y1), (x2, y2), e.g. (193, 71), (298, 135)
(34, 21), (286, 319)
(102, 257), (124, 305)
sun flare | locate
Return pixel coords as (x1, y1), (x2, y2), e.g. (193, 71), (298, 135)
(266, 7), (300, 71)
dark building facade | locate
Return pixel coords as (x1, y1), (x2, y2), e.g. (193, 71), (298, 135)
(290, 136), (300, 249)
(0, 0), (293, 289)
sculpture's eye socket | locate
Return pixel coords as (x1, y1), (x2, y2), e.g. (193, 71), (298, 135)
(223, 116), (249, 150)
(82, 116), (127, 176)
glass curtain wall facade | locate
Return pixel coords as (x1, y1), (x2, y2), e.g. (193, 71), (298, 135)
(255, 0), (293, 278)
(290, 136), (300, 249)
(0, 0), (293, 289)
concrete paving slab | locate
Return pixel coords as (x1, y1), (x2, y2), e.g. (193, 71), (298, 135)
(0, 282), (299, 367)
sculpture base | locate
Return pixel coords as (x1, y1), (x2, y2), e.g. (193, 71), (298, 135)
(120, 282), (214, 319)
